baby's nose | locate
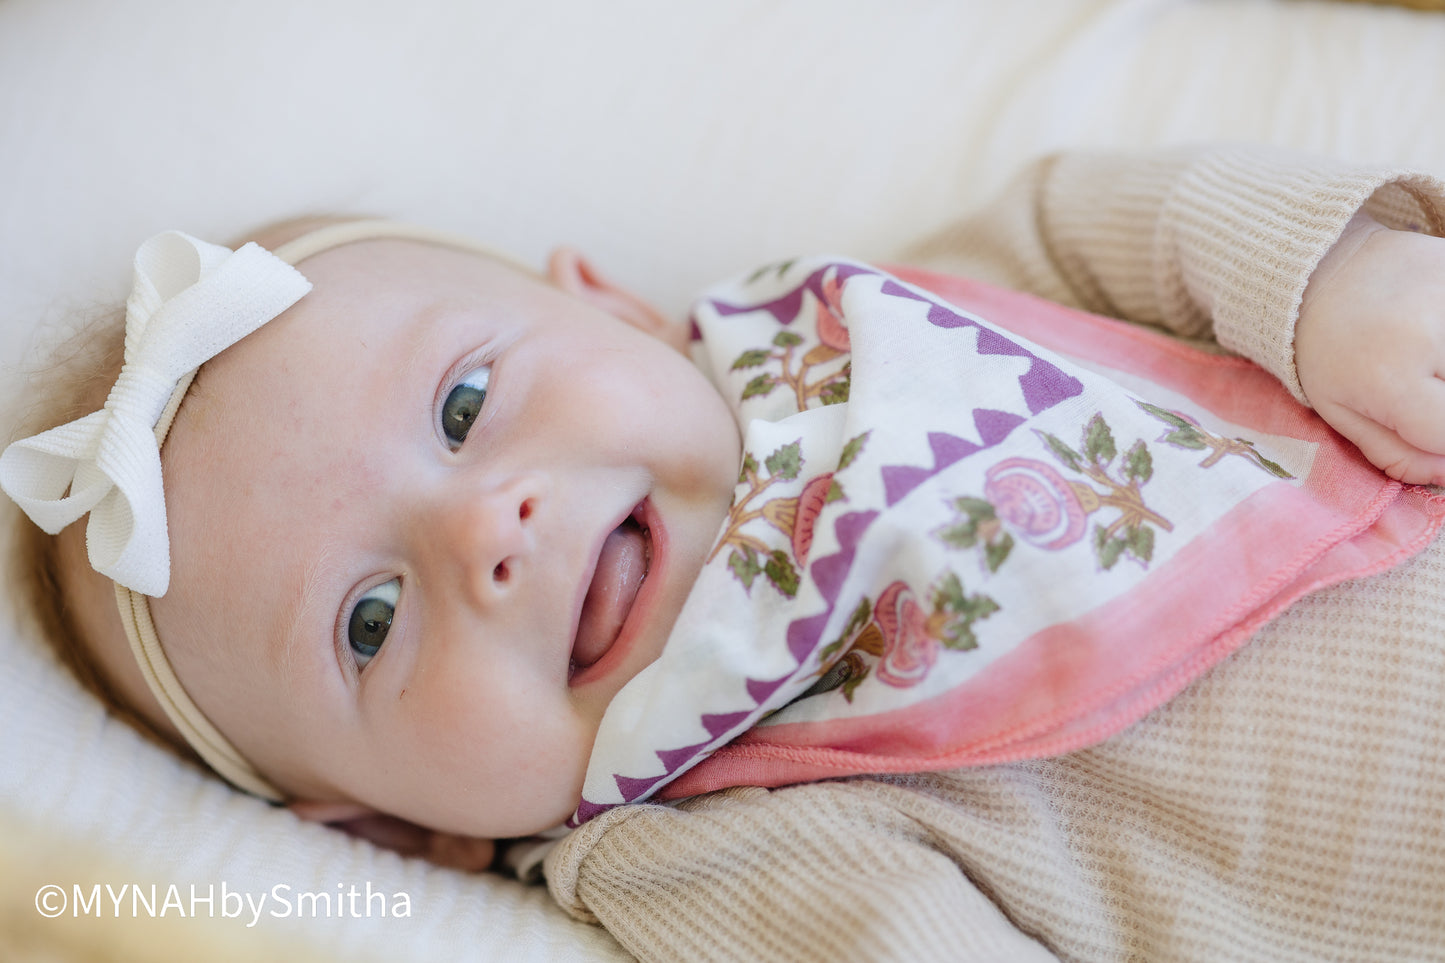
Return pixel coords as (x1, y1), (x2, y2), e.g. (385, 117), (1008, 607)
(426, 473), (543, 605)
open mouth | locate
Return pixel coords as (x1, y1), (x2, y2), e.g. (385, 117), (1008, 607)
(569, 504), (653, 680)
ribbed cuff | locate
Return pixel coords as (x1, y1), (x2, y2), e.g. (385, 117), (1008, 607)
(546, 783), (1061, 963)
(1045, 146), (1445, 404)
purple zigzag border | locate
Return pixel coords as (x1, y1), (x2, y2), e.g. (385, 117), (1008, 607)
(574, 261), (1083, 823)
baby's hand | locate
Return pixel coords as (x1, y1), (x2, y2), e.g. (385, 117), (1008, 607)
(1296, 214), (1445, 486)
(333, 812), (497, 872)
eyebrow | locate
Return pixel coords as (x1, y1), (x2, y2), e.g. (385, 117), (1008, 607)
(264, 301), (451, 689)
(274, 542), (341, 690)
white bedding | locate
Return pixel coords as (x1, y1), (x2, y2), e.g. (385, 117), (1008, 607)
(2, 1), (1444, 958)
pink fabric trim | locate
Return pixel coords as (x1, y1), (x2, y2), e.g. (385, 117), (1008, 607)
(659, 269), (1445, 800)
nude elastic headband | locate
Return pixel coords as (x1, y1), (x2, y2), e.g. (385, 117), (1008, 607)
(0, 219), (526, 802)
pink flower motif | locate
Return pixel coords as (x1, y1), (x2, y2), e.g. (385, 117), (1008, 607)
(983, 457), (1089, 550)
(791, 473), (833, 565)
(873, 581), (938, 688)
(815, 275), (851, 352)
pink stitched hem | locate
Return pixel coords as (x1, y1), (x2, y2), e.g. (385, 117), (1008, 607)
(658, 269), (1445, 801)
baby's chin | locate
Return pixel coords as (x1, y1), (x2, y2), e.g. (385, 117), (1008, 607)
(475, 785), (588, 842)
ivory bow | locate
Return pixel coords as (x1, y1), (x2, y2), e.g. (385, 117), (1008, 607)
(0, 231), (311, 597)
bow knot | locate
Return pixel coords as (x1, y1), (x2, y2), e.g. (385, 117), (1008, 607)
(0, 231), (311, 596)
(107, 362), (175, 426)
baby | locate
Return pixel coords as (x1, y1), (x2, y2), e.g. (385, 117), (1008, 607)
(4, 217), (754, 866)
(6, 144), (1445, 910)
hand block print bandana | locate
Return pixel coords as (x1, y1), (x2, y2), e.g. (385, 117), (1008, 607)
(570, 258), (1444, 826)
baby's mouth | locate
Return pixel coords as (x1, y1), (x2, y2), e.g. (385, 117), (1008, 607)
(570, 507), (652, 679)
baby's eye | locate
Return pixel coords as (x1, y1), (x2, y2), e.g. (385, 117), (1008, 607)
(441, 365), (492, 448)
(348, 578), (400, 669)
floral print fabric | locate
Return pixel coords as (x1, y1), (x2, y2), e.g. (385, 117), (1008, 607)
(570, 260), (1442, 825)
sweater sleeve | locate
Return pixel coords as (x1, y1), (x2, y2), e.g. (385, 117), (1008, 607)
(545, 783), (1060, 963)
(902, 145), (1445, 403)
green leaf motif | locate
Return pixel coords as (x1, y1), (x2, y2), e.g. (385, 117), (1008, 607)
(765, 441), (803, 481)
(1124, 439), (1153, 484)
(1095, 525), (1125, 571)
(819, 597), (871, 662)
(1162, 427), (1207, 451)
(741, 374), (777, 400)
(936, 497), (1012, 570)
(764, 549), (800, 598)
(728, 548), (761, 590)
(1251, 450), (1294, 479)
(840, 661), (871, 701)
(1127, 524), (1155, 563)
(730, 348), (771, 371)
(842, 597), (873, 639)
(942, 615), (991, 652)
(1136, 401), (1192, 429)
(983, 533), (1014, 573)
(739, 452), (759, 482)
(935, 521), (979, 550)
(773, 330), (804, 348)
(1139, 398), (1294, 478)
(746, 259), (797, 283)
(937, 499), (986, 546)
(951, 496), (992, 517)
(838, 431), (870, 470)
(943, 626), (981, 651)
(819, 378), (850, 406)
(933, 572), (999, 651)
(825, 480), (845, 503)
(1039, 431), (1083, 472)
(934, 572), (968, 612)
(1083, 413), (1117, 466)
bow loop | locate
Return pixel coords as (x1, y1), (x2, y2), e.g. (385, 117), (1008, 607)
(0, 231), (311, 596)
(124, 229), (230, 353)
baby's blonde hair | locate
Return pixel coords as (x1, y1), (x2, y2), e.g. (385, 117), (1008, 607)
(6, 306), (169, 741)
(7, 216), (352, 758)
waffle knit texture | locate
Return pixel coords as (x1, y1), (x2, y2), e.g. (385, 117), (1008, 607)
(544, 145), (1445, 963)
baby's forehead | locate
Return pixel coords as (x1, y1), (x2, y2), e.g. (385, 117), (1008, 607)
(168, 240), (518, 484)
(202, 239), (517, 365)
(164, 229), (558, 511)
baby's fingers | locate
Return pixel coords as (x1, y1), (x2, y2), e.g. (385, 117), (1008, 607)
(1317, 399), (1445, 486)
(1379, 374), (1445, 457)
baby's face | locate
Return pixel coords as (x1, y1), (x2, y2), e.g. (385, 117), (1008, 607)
(150, 240), (741, 838)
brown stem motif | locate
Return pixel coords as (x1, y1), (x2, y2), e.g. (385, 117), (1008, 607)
(812, 572), (1000, 701)
(1023, 411), (1175, 569)
(1072, 466), (1175, 535)
(1136, 401), (1293, 478)
(707, 467), (780, 564)
(709, 441), (807, 598)
(730, 277), (853, 412)
(710, 431), (866, 600)
(735, 334), (851, 411)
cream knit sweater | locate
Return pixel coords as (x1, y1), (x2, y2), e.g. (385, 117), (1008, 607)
(544, 146), (1445, 963)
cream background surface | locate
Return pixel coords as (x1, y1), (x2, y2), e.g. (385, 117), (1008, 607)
(2, 1), (1444, 958)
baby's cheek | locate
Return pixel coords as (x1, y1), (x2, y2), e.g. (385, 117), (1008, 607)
(473, 718), (593, 836)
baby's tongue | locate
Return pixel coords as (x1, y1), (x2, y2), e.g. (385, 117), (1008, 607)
(573, 518), (648, 670)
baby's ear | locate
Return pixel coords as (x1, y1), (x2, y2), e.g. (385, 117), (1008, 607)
(547, 248), (689, 352)
(290, 800), (495, 871)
